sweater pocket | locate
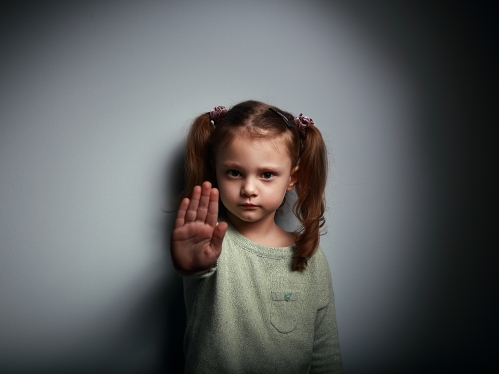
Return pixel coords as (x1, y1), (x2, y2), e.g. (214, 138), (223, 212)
(270, 291), (301, 333)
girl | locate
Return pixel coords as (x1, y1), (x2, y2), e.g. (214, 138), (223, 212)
(171, 100), (343, 373)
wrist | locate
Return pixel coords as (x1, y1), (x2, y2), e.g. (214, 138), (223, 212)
(174, 264), (217, 278)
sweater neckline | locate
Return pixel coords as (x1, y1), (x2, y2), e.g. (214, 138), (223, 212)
(226, 224), (295, 259)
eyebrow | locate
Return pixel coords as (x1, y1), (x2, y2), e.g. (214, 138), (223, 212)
(222, 162), (283, 171)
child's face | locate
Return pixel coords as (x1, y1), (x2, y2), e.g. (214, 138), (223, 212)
(215, 133), (298, 227)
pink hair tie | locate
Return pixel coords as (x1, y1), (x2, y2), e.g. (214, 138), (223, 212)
(209, 105), (228, 124)
(295, 113), (314, 139)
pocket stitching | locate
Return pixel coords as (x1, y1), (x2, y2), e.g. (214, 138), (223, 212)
(270, 291), (300, 334)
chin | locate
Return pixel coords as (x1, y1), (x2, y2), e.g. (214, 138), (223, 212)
(231, 210), (274, 225)
(235, 215), (261, 223)
(226, 210), (258, 223)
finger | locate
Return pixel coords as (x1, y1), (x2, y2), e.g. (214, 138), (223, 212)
(185, 185), (201, 222)
(211, 221), (228, 254)
(173, 198), (190, 229)
(205, 187), (220, 227)
(196, 181), (212, 222)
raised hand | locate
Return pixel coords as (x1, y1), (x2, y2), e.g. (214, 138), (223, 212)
(171, 181), (228, 275)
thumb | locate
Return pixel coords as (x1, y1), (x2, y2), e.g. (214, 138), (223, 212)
(211, 222), (228, 254)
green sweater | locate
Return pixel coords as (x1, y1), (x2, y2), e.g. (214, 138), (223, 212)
(183, 225), (343, 374)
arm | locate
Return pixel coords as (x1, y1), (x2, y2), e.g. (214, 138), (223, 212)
(310, 251), (344, 374)
(171, 181), (228, 276)
(310, 298), (344, 374)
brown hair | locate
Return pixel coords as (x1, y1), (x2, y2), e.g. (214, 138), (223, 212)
(178, 100), (328, 271)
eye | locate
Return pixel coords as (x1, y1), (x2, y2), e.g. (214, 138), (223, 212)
(261, 172), (275, 180)
(227, 170), (241, 177)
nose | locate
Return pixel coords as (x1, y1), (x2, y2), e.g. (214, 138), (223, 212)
(241, 178), (257, 197)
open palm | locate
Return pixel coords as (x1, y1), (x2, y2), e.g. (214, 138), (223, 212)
(171, 181), (228, 274)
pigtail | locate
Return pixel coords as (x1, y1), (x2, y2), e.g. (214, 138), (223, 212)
(293, 125), (328, 271)
(178, 112), (215, 202)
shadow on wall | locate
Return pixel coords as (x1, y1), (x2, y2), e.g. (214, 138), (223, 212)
(161, 144), (187, 373)
(99, 145), (187, 373)
(35, 146), (188, 374)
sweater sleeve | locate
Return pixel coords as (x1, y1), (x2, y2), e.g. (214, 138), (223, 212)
(310, 296), (344, 373)
(310, 249), (344, 374)
(174, 265), (217, 278)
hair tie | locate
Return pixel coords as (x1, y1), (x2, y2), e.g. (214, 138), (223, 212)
(209, 105), (228, 125)
(269, 107), (314, 140)
(295, 114), (314, 139)
(269, 107), (293, 129)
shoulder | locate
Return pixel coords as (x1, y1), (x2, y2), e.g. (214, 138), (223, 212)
(306, 246), (333, 307)
(307, 246), (331, 277)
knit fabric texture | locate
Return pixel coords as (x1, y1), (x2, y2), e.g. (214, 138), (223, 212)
(183, 225), (343, 374)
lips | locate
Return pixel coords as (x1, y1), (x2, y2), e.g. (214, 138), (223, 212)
(240, 203), (258, 209)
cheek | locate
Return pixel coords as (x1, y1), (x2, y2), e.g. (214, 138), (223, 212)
(268, 187), (287, 203)
(217, 180), (236, 200)
(215, 172), (227, 192)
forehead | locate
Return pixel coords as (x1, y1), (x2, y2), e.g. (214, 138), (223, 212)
(216, 133), (292, 168)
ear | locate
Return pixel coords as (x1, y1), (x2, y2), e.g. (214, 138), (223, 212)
(287, 165), (299, 191)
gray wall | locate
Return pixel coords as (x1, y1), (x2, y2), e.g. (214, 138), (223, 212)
(1, 1), (495, 373)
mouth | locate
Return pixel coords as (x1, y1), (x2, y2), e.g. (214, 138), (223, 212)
(240, 203), (258, 209)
